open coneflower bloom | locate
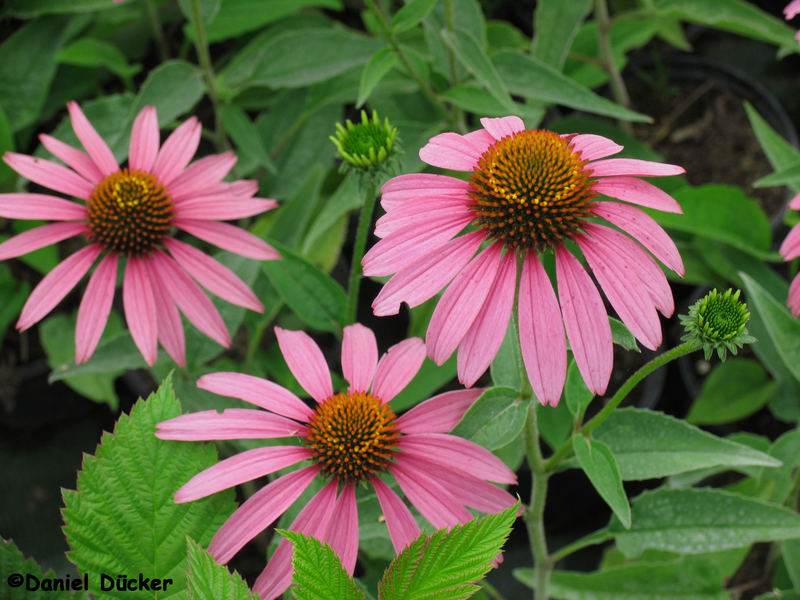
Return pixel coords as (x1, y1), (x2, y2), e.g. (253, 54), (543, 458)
(779, 194), (800, 315)
(156, 324), (516, 600)
(0, 102), (278, 366)
(363, 116), (685, 406)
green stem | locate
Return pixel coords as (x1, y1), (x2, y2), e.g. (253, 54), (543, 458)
(345, 180), (379, 325)
(189, 0), (226, 150)
(545, 341), (699, 471)
(443, 0), (466, 133)
(144, 0), (169, 62)
(524, 403), (551, 600)
(480, 579), (507, 600)
(594, 0), (631, 132)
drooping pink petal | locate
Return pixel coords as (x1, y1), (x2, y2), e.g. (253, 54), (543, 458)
(149, 250), (231, 348)
(164, 238), (263, 312)
(396, 388), (482, 434)
(457, 249), (516, 387)
(555, 246), (612, 396)
(374, 196), (472, 237)
(780, 223), (800, 260)
(569, 134), (623, 161)
(592, 200), (684, 275)
(398, 433), (517, 484)
(196, 372), (313, 422)
(38, 134), (103, 183)
(391, 461), (472, 529)
(342, 323), (378, 392)
(0, 221), (88, 260)
(208, 465), (320, 564)
(419, 132), (484, 171)
(17, 244), (101, 331)
(789, 192), (800, 211)
(4, 153), (94, 199)
(128, 106), (159, 173)
(168, 152), (237, 200)
(380, 173), (471, 212)
(173, 196), (277, 220)
(370, 476), (421, 553)
(155, 408), (304, 441)
(789, 273), (800, 317)
(151, 117), (202, 186)
(75, 253), (117, 364)
(518, 252), (567, 406)
(588, 158), (684, 178)
(592, 176), (682, 213)
(480, 116), (525, 141)
(174, 219), (280, 260)
(147, 266), (186, 366)
(174, 446), (313, 502)
(123, 255), (158, 365)
(0, 193), (86, 221)
(371, 231), (484, 316)
(67, 101), (118, 176)
(275, 327), (333, 403)
(324, 483), (359, 575)
(786, 0), (800, 19)
(427, 244), (503, 365)
(372, 337), (426, 403)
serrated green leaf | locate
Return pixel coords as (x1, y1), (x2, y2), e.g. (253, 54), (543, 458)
(378, 503), (519, 600)
(204, 0), (342, 42)
(0, 538), (87, 600)
(593, 408), (780, 480)
(63, 375), (237, 600)
(279, 531), (364, 600)
(450, 387), (528, 450)
(392, 0), (439, 33)
(573, 436), (631, 528)
(490, 321), (523, 391)
(389, 355), (457, 413)
(57, 38), (140, 81)
(744, 102), (800, 190)
(613, 488), (800, 556)
(688, 359), (776, 425)
(531, 0), (592, 69)
(357, 47), (398, 108)
(186, 538), (258, 600)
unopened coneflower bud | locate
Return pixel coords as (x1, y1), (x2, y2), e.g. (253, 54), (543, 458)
(330, 109), (399, 173)
(680, 288), (755, 360)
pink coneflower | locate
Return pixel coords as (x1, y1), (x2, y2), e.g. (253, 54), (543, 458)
(156, 324), (516, 600)
(780, 195), (800, 314)
(363, 116), (685, 406)
(0, 102), (278, 365)
(786, 0), (800, 20)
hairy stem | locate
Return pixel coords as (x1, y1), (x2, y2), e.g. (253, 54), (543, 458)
(524, 404), (551, 600)
(345, 180), (379, 325)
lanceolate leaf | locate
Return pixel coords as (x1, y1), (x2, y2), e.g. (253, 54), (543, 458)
(573, 436), (631, 528)
(62, 375), (237, 600)
(357, 47), (398, 108)
(688, 359), (776, 425)
(280, 531), (364, 600)
(744, 101), (800, 189)
(186, 538), (258, 600)
(378, 503), (519, 600)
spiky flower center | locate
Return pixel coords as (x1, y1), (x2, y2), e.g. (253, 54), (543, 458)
(469, 130), (596, 252)
(330, 110), (398, 170)
(695, 289), (749, 341)
(304, 391), (399, 482)
(87, 169), (173, 256)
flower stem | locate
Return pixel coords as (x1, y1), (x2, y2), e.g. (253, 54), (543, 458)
(188, 0), (226, 150)
(345, 180), (379, 325)
(524, 403), (551, 600)
(443, 0), (467, 133)
(593, 0), (632, 132)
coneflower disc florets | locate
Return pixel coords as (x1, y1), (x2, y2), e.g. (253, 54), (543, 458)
(680, 288), (755, 360)
(304, 391), (399, 482)
(469, 130), (596, 252)
(87, 169), (173, 255)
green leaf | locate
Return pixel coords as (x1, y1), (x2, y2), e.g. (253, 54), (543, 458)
(0, 538), (87, 600)
(8, 0), (122, 15)
(390, 355), (457, 413)
(378, 503), (519, 600)
(48, 329), (147, 384)
(491, 50), (651, 122)
(565, 359), (593, 420)
(593, 408), (781, 480)
(443, 85), (536, 120)
(132, 60), (205, 126)
(573, 436), (631, 528)
(0, 264), (28, 341)
(531, 0), (592, 70)
(262, 241), (346, 334)
(357, 47), (398, 108)
(761, 429), (800, 505)
(57, 38), (140, 81)
(303, 173), (362, 254)
(177, 0), (221, 26)
(537, 399), (574, 451)
(450, 387), (528, 450)
(688, 359), (776, 425)
(755, 162), (800, 189)
(610, 317), (639, 352)
(279, 531), (364, 600)
(186, 538), (258, 600)
(63, 375), (237, 600)
(219, 104), (274, 173)
(392, 0), (439, 33)
(490, 321), (523, 391)
(267, 166), (326, 250)
(744, 101), (800, 189)
(0, 104), (15, 186)
(782, 539), (800, 591)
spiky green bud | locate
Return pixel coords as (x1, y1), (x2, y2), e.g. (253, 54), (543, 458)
(330, 110), (399, 173)
(680, 288), (755, 360)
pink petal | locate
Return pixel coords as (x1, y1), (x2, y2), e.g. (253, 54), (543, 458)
(173, 196), (277, 220)
(0, 221), (88, 260)
(168, 152), (237, 201)
(275, 327), (333, 402)
(419, 132), (483, 171)
(592, 176), (683, 213)
(67, 101), (118, 176)
(457, 249), (516, 387)
(589, 158), (684, 178)
(196, 372), (313, 422)
(174, 218), (280, 260)
(555, 246), (612, 396)
(155, 408), (305, 441)
(149, 250), (231, 348)
(370, 476), (421, 553)
(123, 255), (158, 365)
(4, 152), (94, 199)
(380, 173), (471, 212)
(780, 223), (800, 260)
(789, 192), (800, 210)
(164, 238), (263, 312)
(342, 323), (378, 392)
(174, 446), (313, 502)
(396, 388), (482, 434)
(0, 193), (86, 221)
(518, 252), (567, 406)
(75, 253), (117, 364)
(39, 134), (103, 183)
(147, 266), (186, 366)
(208, 465), (319, 564)
(568, 134), (623, 161)
(17, 244), (100, 331)
(789, 273), (800, 317)
(374, 196), (472, 237)
(128, 106), (159, 173)
(463, 128), (498, 156)
(398, 433), (516, 484)
(391, 461), (472, 529)
(372, 337), (426, 403)
(371, 231), (484, 316)
(426, 244), (502, 365)
(480, 116), (526, 141)
(592, 200), (684, 275)
(325, 483), (359, 575)
(151, 117), (202, 186)
(786, 0), (800, 19)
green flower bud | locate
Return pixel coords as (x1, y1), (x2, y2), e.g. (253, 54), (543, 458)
(680, 288), (755, 360)
(330, 110), (399, 173)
